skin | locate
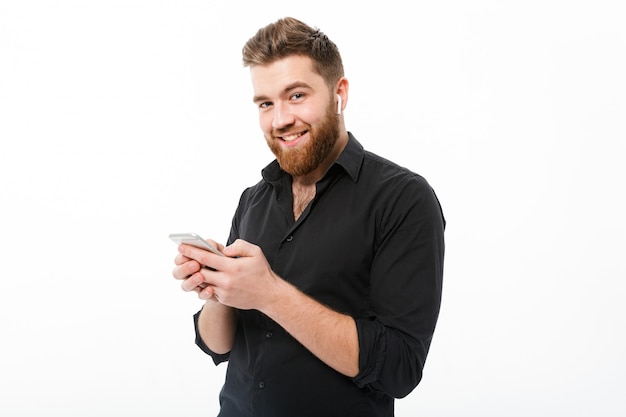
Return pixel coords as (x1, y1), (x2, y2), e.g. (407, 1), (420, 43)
(172, 55), (358, 377)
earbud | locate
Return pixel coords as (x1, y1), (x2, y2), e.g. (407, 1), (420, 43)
(336, 94), (342, 115)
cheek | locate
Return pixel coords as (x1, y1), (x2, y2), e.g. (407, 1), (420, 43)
(300, 102), (330, 126)
(259, 112), (273, 133)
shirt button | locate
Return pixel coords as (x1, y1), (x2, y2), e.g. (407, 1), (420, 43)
(258, 381), (265, 389)
(286, 235), (293, 242)
(265, 331), (273, 339)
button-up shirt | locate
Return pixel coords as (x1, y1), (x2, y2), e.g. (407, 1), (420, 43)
(194, 133), (446, 417)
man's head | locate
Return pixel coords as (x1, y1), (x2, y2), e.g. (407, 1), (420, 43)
(243, 17), (349, 179)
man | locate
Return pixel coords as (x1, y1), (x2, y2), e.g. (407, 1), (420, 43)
(172, 17), (445, 417)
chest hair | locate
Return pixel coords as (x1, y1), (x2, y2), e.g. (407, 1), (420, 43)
(292, 183), (316, 221)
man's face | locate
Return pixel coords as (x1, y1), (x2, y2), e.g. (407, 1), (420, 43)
(251, 56), (339, 177)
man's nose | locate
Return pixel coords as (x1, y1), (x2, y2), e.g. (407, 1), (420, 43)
(272, 102), (295, 129)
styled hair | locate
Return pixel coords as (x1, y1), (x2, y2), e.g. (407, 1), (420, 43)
(242, 17), (344, 88)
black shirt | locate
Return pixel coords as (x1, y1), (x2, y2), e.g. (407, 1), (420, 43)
(194, 133), (445, 417)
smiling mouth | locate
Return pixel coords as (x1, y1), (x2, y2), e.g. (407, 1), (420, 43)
(278, 131), (308, 142)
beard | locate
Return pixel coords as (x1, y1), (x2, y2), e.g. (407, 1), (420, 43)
(266, 99), (340, 177)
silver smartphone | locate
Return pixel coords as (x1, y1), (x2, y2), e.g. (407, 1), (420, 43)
(169, 232), (225, 256)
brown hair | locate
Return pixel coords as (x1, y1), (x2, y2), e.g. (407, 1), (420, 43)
(242, 17), (344, 88)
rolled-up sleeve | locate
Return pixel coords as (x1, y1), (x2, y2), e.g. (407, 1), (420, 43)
(193, 309), (231, 366)
(352, 176), (445, 398)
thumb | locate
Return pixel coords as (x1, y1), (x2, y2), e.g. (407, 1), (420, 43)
(222, 239), (258, 258)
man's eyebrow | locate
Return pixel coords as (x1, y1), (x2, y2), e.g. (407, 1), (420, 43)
(252, 94), (268, 103)
(252, 81), (313, 103)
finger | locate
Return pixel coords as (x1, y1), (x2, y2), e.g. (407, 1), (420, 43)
(179, 244), (227, 271)
(205, 239), (226, 253)
(172, 259), (201, 280)
(198, 285), (218, 301)
(174, 253), (192, 266)
(222, 238), (260, 258)
(180, 272), (204, 292)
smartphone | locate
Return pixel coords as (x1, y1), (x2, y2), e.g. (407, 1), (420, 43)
(169, 232), (225, 257)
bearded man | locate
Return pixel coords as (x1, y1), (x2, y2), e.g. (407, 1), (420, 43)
(172, 16), (446, 417)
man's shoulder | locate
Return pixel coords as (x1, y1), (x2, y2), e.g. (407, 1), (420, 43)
(361, 149), (430, 189)
(360, 149), (445, 227)
(239, 177), (271, 201)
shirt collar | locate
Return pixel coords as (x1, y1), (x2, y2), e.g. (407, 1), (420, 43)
(261, 132), (364, 184)
(333, 132), (363, 183)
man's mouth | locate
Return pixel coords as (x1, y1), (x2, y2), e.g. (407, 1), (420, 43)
(278, 131), (307, 142)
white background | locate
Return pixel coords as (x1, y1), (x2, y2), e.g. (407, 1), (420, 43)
(1, 1), (625, 415)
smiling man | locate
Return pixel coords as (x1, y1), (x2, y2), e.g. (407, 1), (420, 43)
(172, 17), (446, 417)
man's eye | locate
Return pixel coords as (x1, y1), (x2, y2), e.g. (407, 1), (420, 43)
(291, 93), (304, 100)
(259, 102), (272, 109)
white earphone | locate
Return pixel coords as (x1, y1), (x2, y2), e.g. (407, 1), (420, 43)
(336, 94), (342, 115)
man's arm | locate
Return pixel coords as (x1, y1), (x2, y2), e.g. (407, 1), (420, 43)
(195, 300), (237, 355)
(261, 278), (359, 377)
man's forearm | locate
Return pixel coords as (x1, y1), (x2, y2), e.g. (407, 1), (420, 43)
(261, 279), (359, 377)
(197, 301), (237, 355)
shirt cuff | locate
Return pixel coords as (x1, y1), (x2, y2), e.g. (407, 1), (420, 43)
(352, 317), (423, 398)
(193, 309), (230, 365)
(352, 318), (387, 387)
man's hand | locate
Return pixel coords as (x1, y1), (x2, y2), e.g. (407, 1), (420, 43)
(172, 238), (226, 301)
(177, 239), (281, 310)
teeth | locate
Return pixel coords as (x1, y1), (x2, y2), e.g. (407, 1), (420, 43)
(282, 133), (301, 142)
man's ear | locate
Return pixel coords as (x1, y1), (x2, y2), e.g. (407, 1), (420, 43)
(335, 77), (349, 115)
